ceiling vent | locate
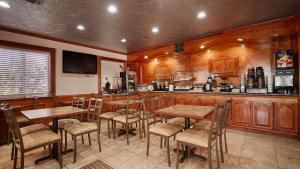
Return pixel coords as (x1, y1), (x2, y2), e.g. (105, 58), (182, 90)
(25, 0), (44, 4)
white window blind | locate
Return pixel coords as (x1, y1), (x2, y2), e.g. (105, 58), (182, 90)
(0, 46), (51, 98)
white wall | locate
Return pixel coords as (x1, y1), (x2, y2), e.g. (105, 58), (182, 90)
(101, 60), (124, 90)
(0, 30), (127, 95)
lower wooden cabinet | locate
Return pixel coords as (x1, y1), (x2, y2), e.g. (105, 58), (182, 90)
(252, 101), (274, 130)
(274, 103), (298, 134)
(232, 100), (251, 127)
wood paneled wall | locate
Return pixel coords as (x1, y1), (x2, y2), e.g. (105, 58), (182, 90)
(128, 16), (300, 86)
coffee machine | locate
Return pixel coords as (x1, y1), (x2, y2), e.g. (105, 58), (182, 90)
(274, 50), (297, 94)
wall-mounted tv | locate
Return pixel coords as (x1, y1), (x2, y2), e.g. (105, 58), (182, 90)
(63, 50), (97, 74)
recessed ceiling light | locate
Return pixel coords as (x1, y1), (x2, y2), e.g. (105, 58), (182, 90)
(0, 1), (11, 8)
(207, 49), (211, 52)
(152, 27), (159, 34)
(76, 25), (85, 31)
(237, 38), (244, 42)
(197, 11), (206, 19)
(121, 38), (127, 43)
(107, 4), (117, 14)
(164, 52), (169, 55)
(241, 44), (245, 47)
(144, 55), (148, 59)
(200, 45), (205, 49)
(154, 58), (158, 61)
(273, 34), (278, 37)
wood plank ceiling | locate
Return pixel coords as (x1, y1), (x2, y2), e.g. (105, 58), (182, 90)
(0, 0), (299, 54)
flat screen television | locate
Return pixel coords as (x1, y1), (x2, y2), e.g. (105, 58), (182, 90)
(63, 50), (97, 74)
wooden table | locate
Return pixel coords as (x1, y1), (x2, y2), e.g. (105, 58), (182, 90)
(21, 106), (88, 163)
(105, 99), (142, 136)
(155, 104), (214, 162)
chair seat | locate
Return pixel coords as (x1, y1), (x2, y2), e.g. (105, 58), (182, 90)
(16, 115), (30, 124)
(20, 124), (49, 135)
(176, 129), (215, 148)
(64, 122), (98, 135)
(168, 117), (196, 127)
(193, 120), (211, 130)
(149, 123), (183, 137)
(113, 115), (140, 124)
(100, 111), (122, 119)
(49, 118), (81, 129)
(22, 130), (61, 150)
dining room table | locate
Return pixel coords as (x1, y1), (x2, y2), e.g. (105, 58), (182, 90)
(105, 98), (142, 136)
(155, 104), (214, 162)
(21, 106), (88, 163)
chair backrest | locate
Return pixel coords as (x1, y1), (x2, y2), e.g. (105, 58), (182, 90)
(221, 99), (232, 130)
(93, 98), (103, 120)
(72, 97), (85, 108)
(124, 98), (141, 123)
(72, 97), (79, 107)
(88, 98), (96, 109)
(31, 97), (39, 109)
(142, 96), (159, 127)
(208, 102), (225, 147)
(1, 105), (24, 151)
(159, 96), (175, 108)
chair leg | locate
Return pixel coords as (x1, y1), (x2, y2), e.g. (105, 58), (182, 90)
(73, 136), (77, 163)
(97, 131), (101, 152)
(98, 118), (101, 135)
(88, 133), (92, 146)
(176, 142), (180, 169)
(160, 137), (163, 148)
(81, 135), (84, 144)
(59, 129), (63, 150)
(219, 133), (224, 163)
(20, 151), (24, 169)
(146, 132), (150, 156)
(57, 142), (63, 169)
(11, 142), (15, 160)
(142, 119), (146, 138)
(166, 138), (171, 167)
(216, 141), (220, 169)
(107, 119), (111, 138)
(126, 124), (129, 145)
(113, 121), (116, 139)
(64, 130), (68, 151)
(224, 129), (228, 153)
(138, 121), (142, 139)
(208, 146), (212, 169)
(13, 147), (18, 169)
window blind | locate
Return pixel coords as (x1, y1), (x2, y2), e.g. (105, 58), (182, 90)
(0, 46), (51, 98)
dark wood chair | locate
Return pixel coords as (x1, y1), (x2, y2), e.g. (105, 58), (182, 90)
(1, 105), (62, 169)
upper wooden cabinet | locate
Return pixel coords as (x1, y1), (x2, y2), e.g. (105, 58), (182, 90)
(209, 58), (239, 77)
(274, 103), (298, 134)
(252, 101), (274, 130)
(232, 100), (251, 127)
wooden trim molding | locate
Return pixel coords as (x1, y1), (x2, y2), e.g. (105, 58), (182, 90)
(0, 40), (56, 97)
(100, 56), (126, 63)
(0, 25), (126, 55)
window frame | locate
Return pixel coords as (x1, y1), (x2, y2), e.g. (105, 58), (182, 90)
(0, 40), (56, 99)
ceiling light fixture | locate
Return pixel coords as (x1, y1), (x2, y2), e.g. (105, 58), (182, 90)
(207, 49), (211, 52)
(0, 1), (11, 8)
(76, 25), (85, 31)
(237, 38), (244, 42)
(164, 52), (169, 55)
(154, 58), (158, 61)
(200, 45), (205, 49)
(197, 11), (206, 19)
(121, 38), (127, 43)
(144, 55), (148, 59)
(107, 4), (117, 14)
(152, 27), (159, 34)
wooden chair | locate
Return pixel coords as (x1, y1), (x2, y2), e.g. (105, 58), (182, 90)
(64, 99), (103, 163)
(1, 105), (62, 169)
(112, 98), (142, 145)
(1, 103), (50, 161)
(193, 99), (232, 162)
(143, 96), (184, 167)
(175, 103), (225, 169)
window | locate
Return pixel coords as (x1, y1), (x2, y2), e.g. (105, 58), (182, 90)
(0, 46), (52, 98)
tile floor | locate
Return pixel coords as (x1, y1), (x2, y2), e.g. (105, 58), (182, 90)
(1, 121), (300, 169)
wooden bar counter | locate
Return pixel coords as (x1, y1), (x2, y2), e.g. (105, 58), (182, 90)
(135, 91), (299, 139)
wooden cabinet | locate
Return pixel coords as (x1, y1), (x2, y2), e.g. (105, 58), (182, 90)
(274, 103), (298, 133)
(252, 101), (274, 130)
(232, 100), (251, 127)
(155, 65), (170, 80)
(209, 58), (239, 76)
